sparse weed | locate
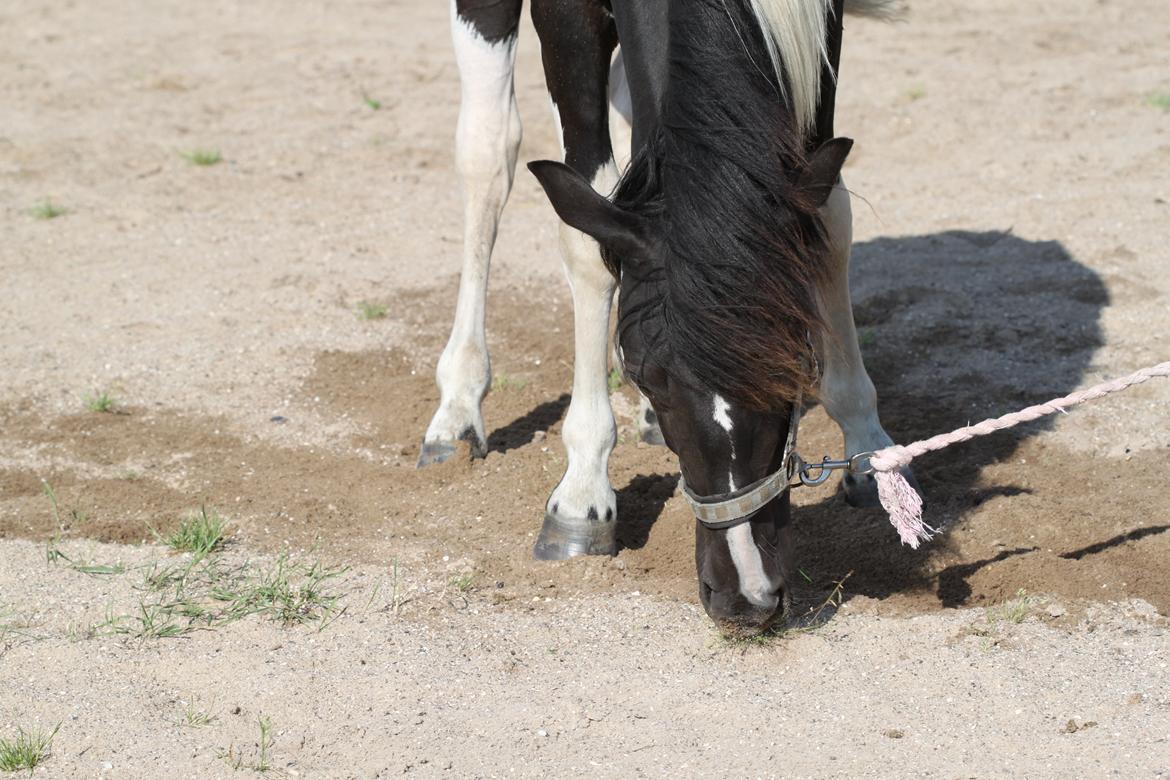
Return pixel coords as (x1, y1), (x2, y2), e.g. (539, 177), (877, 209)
(362, 91), (382, 111)
(256, 716), (274, 772)
(907, 85), (926, 102)
(0, 724), (60, 773)
(84, 391), (115, 413)
(449, 573), (474, 593)
(607, 368), (623, 393)
(390, 559), (409, 614)
(217, 716), (275, 773)
(103, 602), (187, 639)
(0, 608), (41, 649)
(858, 329), (876, 348)
(158, 506), (228, 557)
(122, 552), (348, 636)
(180, 701), (217, 728)
(182, 148), (222, 166)
(356, 300), (388, 320)
(1147, 92), (1170, 110)
(491, 373), (526, 392)
(43, 483), (126, 576)
(227, 555), (348, 627)
(988, 589), (1034, 625)
(30, 200), (66, 220)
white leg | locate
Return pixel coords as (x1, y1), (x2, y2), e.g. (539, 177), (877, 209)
(608, 49), (633, 172)
(419, 5), (522, 466)
(534, 165), (621, 559)
(817, 178), (911, 506)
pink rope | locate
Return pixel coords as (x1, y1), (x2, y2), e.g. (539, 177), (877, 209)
(868, 361), (1170, 548)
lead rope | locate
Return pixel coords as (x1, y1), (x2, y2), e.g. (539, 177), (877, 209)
(866, 361), (1170, 549)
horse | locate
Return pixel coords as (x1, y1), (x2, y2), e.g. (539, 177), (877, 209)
(421, 0), (914, 635)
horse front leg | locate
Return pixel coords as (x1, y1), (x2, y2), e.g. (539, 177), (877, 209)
(531, 0), (620, 559)
(419, 0), (523, 467)
(817, 177), (918, 506)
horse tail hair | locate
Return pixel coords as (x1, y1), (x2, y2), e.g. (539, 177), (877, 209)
(745, 0), (904, 137)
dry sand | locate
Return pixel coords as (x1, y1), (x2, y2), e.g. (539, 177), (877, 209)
(2, 0), (1169, 776)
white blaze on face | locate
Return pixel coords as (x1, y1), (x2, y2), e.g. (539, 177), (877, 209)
(711, 395), (776, 609)
(727, 525), (779, 609)
(712, 394), (733, 434)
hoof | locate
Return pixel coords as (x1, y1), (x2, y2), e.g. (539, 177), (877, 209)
(417, 440), (457, 468)
(639, 407), (666, 447)
(533, 513), (616, 561)
(843, 466), (921, 509)
(639, 425), (666, 447)
(416, 427), (486, 469)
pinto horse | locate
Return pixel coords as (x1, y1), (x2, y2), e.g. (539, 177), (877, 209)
(421, 0), (912, 634)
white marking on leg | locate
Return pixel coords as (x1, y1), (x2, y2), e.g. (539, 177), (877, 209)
(550, 98), (566, 157)
(727, 525), (779, 609)
(424, 4), (523, 449)
(608, 49), (633, 171)
(547, 163), (621, 523)
(817, 177), (896, 461)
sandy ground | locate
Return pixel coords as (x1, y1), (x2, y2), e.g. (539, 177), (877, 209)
(2, 0), (1170, 776)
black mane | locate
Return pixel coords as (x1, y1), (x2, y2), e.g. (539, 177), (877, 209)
(609, 0), (834, 411)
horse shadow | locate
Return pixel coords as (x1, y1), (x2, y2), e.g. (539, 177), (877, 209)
(791, 229), (1108, 604)
(488, 231), (1113, 609)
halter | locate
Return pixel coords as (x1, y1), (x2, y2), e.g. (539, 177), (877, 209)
(679, 396), (876, 531)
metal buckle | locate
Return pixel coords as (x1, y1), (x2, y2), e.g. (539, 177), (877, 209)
(792, 451), (877, 488)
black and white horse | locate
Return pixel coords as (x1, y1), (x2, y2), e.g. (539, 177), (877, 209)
(421, 0), (910, 634)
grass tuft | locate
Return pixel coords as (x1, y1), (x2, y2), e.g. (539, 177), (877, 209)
(355, 300), (388, 320)
(218, 716), (275, 772)
(448, 573), (474, 593)
(84, 391), (115, 413)
(361, 91), (382, 111)
(115, 551), (349, 638)
(988, 589), (1034, 625)
(491, 374), (526, 392)
(1147, 92), (1170, 110)
(30, 200), (67, 220)
(0, 724), (60, 773)
(182, 149), (222, 166)
(180, 701), (217, 728)
(159, 506), (228, 557)
(607, 368), (623, 393)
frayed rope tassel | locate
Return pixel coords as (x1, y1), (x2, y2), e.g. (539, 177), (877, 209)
(865, 360), (1169, 549)
(873, 469), (933, 549)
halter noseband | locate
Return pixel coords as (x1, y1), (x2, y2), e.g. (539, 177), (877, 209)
(680, 398), (875, 531)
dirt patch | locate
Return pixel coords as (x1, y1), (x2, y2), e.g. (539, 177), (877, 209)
(3, 273), (1168, 615)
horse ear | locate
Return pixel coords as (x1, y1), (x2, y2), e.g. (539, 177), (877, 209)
(528, 160), (652, 261)
(799, 137), (853, 206)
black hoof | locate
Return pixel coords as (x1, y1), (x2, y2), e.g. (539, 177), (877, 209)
(416, 427), (486, 469)
(843, 466), (921, 509)
(533, 513), (616, 560)
(640, 425), (666, 447)
(417, 440), (457, 468)
(640, 407), (666, 447)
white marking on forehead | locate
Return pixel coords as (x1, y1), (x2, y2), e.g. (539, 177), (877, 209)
(712, 395), (733, 433)
(726, 525), (778, 610)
